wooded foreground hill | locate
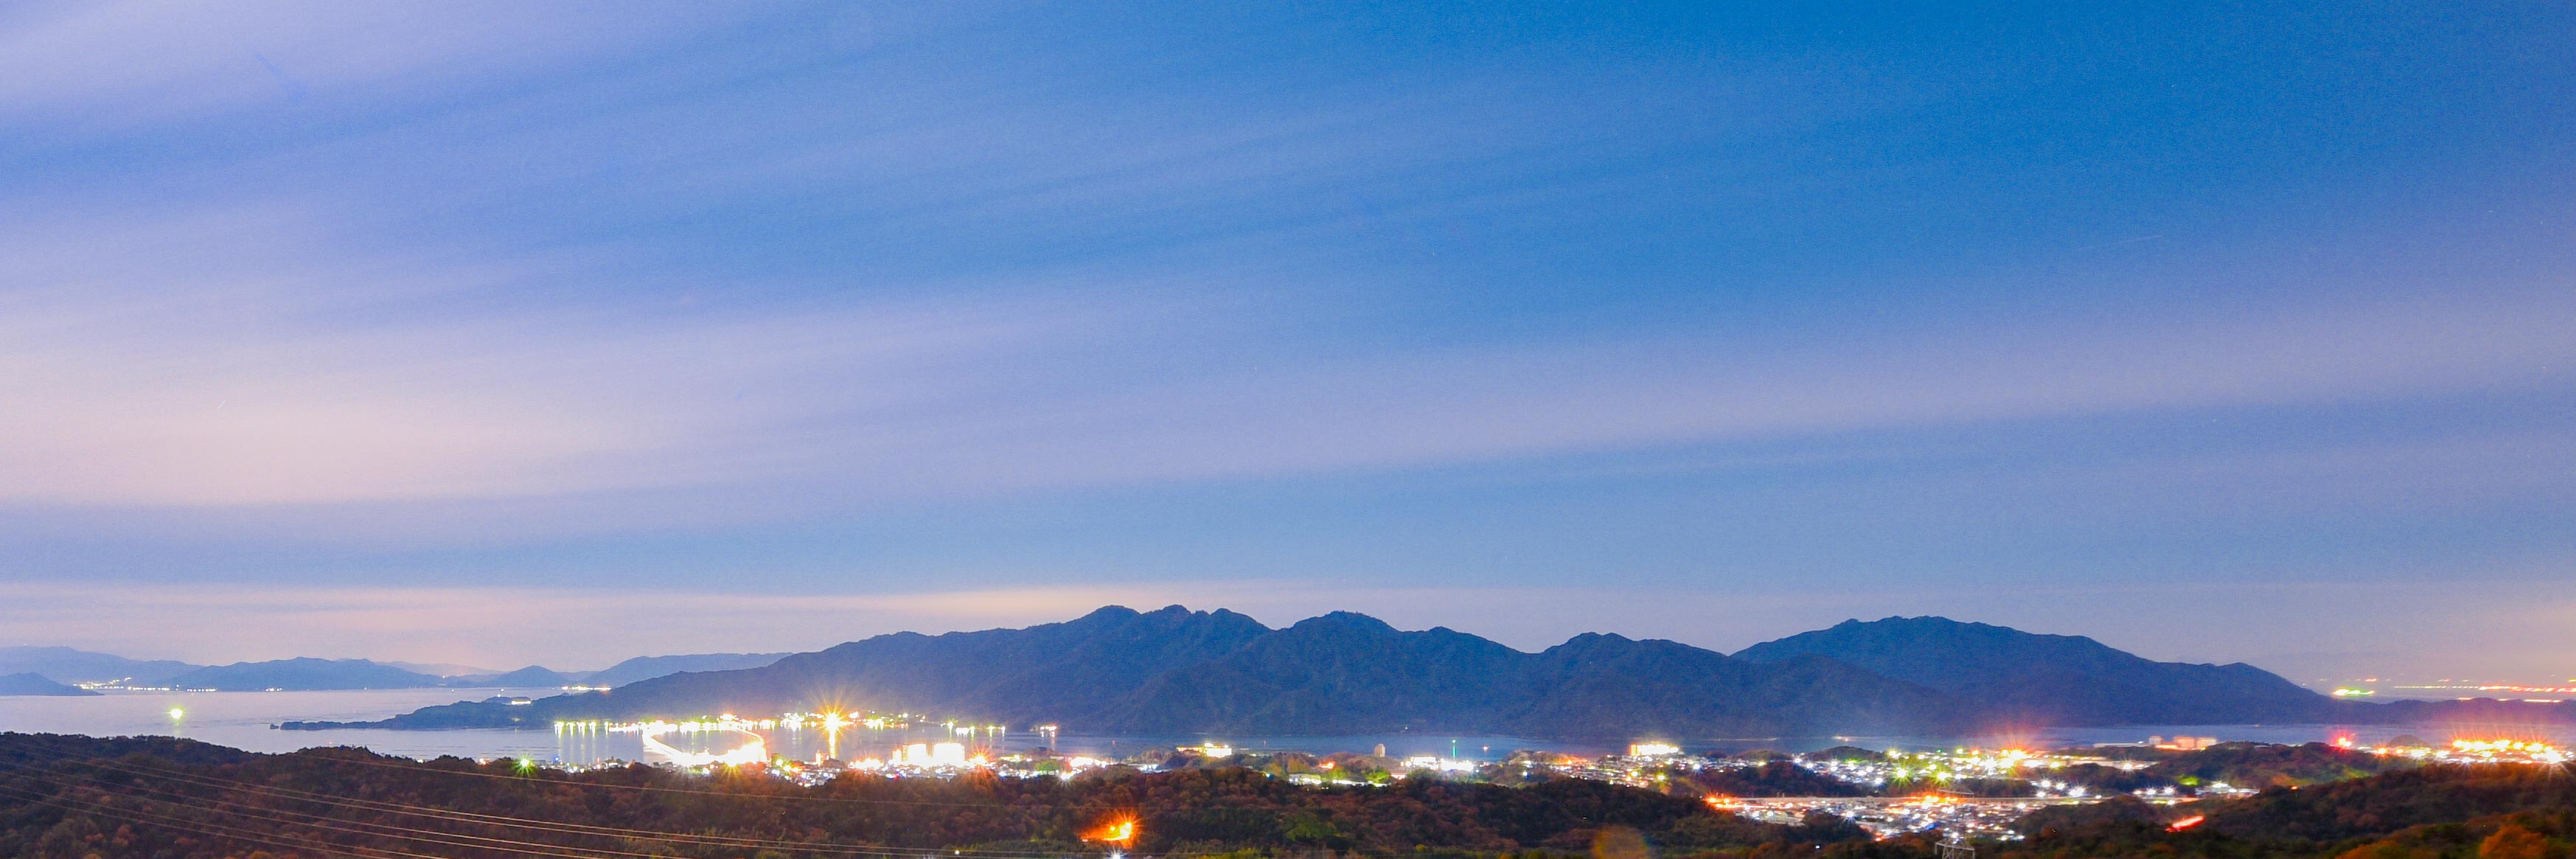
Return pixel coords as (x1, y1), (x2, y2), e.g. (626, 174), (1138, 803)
(0, 733), (2569, 859)
(2008, 761), (2576, 859)
(0, 732), (1853, 859)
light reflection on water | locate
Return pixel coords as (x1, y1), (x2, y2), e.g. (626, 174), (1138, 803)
(4, 689), (2566, 764)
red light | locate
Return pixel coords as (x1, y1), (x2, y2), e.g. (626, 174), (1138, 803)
(2168, 815), (2205, 831)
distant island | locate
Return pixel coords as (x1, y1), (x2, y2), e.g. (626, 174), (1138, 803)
(0, 646), (790, 692)
(296, 606), (2576, 736)
(0, 672), (97, 697)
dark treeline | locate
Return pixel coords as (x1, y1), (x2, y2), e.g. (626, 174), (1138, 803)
(2, 734), (2569, 859)
(2005, 762), (2576, 859)
(0, 734), (1858, 859)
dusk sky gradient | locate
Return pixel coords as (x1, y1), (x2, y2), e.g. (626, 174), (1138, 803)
(3, 1), (2572, 681)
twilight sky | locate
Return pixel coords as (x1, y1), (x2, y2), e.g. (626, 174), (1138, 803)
(3, 1), (2572, 682)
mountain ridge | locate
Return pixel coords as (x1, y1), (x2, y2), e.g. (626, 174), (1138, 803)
(276, 607), (2576, 736)
(1733, 616), (2334, 725)
(338, 607), (2099, 736)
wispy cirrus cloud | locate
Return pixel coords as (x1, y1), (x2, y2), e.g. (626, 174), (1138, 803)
(0, 202), (1110, 507)
(2, 0), (2571, 689)
(4, 194), (2574, 522)
(0, 1), (746, 128)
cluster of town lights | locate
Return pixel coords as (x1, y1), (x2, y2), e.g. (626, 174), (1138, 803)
(2329, 735), (2567, 764)
(549, 710), (1054, 773)
(534, 713), (2572, 823)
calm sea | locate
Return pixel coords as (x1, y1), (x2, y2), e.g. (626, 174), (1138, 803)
(4, 689), (2565, 764)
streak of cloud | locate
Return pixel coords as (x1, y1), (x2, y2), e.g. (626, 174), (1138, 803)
(1, 1), (2571, 683)
(3, 198), (2572, 524)
(0, 1), (745, 128)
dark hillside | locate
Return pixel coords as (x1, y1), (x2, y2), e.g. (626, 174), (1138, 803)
(2200, 762), (2576, 841)
(1735, 616), (2330, 726)
(0, 732), (1847, 859)
(1104, 611), (1522, 734)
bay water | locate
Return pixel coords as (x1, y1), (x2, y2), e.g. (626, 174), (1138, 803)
(4, 689), (2563, 765)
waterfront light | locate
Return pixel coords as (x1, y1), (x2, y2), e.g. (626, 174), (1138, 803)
(167, 707), (184, 720)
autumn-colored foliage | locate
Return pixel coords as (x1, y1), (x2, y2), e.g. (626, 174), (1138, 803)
(0, 734), (1845, 859)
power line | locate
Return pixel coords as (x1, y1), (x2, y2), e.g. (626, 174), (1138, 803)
(0, 779), (460, 859)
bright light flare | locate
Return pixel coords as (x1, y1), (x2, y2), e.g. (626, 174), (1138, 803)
(2168, 815), (2205, 831)
(1084, 817), (1139, 845)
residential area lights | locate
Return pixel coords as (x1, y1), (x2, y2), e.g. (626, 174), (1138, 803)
(536, 716), (2573, 840)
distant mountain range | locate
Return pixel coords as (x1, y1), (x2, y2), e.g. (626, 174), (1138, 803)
(0, 646), (201, 686)
(385, 661), (506, 678)
(473, 666), (578, 688)
(0, 647), (788, 692)
(577, 653), (794, 688)
(327, 605), (2566, 737)
(165, 658), (446, 692)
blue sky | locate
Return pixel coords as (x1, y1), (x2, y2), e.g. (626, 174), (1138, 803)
(2, 1), (2571, 679)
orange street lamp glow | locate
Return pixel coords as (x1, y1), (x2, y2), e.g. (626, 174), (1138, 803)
(1084, 817), (1138, 845)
